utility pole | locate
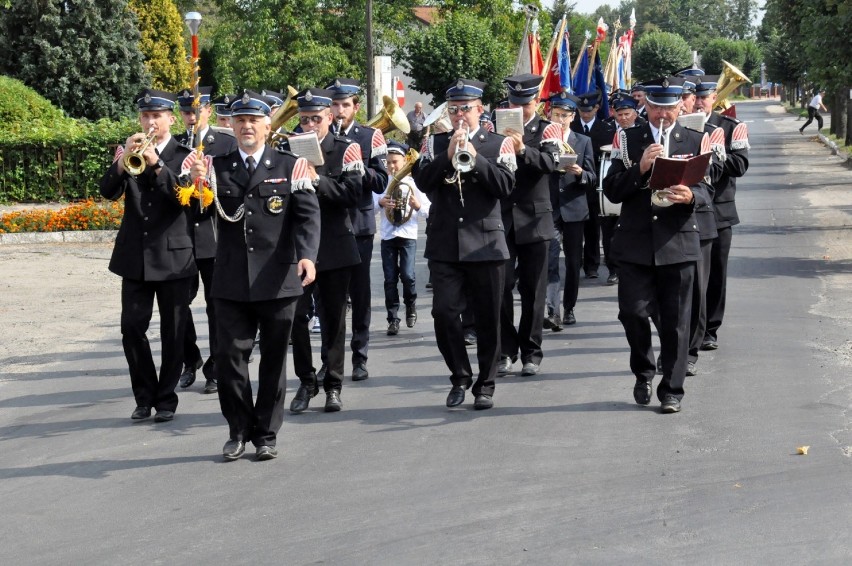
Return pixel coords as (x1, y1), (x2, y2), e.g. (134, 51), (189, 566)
(366, 0), (375, 118)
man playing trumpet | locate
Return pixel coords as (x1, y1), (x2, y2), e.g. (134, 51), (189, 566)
(413, 78), (516, 410)
(100, 89), (195, 423)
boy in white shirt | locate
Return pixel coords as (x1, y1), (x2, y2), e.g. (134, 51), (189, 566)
(374, 141), (430, 335)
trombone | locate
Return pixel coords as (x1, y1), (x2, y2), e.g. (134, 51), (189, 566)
(123, 126), (157, 176)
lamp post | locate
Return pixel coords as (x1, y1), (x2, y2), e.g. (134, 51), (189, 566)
(366, 0), (375, 118)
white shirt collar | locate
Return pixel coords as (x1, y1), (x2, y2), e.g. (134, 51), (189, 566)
(238, 146), (265, 167)
(154, 134), (171, 155)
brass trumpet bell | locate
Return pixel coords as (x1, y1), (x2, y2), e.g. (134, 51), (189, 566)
(267, 86), (299, 145)
(367, 95), (411, 135)
(713, 60), (751, 112)
(123, 126), (156, 176)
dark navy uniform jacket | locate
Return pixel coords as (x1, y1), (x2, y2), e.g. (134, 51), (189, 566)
(706, 112), (749, 229)
(100, 137), (197, 282)
(502, 115), (559, 244)
(550, 130), (596, 223)
(279, 134), (362, 273)
(209, 145), (320, 302)
(603, 122), (712, 266)
(413, 127), (515, 263)
(331, 121), (389, 238)
(175, 127), (239, 260)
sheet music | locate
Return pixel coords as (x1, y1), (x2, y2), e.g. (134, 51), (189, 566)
(494, 108), (524, 136)
(287, 132), (324, 166)
(677, 112), (707, 132)
(558, 154), (578, 170)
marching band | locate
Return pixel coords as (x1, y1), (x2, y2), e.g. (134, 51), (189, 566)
(104, 16), (750, 461)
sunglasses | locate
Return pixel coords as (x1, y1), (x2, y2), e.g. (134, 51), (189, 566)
(447, 104), (481, 115)
(299, 115), (326, 125)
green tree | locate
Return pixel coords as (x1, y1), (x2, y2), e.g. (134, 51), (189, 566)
(632, 31), (692, 82)
(0, 0), (149, 120)
(699, 38), (745, 75)
(129, 0), (191, 92)
(398, 11), (514, 106)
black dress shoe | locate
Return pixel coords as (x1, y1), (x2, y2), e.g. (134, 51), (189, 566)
(352, 362), (369, 381)
(324, 390), (342, 412)
(463, 331), (477, 346)
(564, 309), (576, 325)
(686, 361), (697, 376)
(317, 364), (328, 383)
(521, 362), (539, 376)
(204, 378), (218, 394)
(633, 379), (652, 405)
(154, 410), (174, 422)
(290, 380), (319, 413)
(551, 313), (563, 332)
(222, 439), (245, 461)
(661, 395), (681, 413)
(700, 338), (718, 351)
(543, 314), (554, 329)
(406, 305), (417, 328)
(255, 445), (278, 461)
(585, 270), (599, 279)
(387, 320), (400, 335)
(473, 394), (494, 410)
(606, 273), (619, 285)
(131, 406), (151, 420)
(179, 359), (202, 388)
(446, 385), (466, 407)
(496, 355), (513, 376)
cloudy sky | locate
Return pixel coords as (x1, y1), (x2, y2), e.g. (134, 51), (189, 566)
(539, 0), (612, 16)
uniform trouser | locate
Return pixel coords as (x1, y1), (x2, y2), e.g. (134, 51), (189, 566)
(546, 230), (562, 316)
(215, 296), (296, 448)
(430, 259), (505, 397)
(617, 261), (694, 401)
(292, 266), (352, 392)
(688, 238), (715, 362)
(583, 189), (602, 274)
(704, 226), (733, 342)
(600, 215), (619, 273)
(500, 239), (547, 364)
(558, 220), (585, 312)
(381, 237), (417, 322)
(348, 235), (374, 365)
(121, 276), (192, 412)
(183, 257), (217, 379)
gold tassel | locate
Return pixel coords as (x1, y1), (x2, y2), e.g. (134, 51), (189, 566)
(200, 187), (214, 209)
(175, 185), (196, 206)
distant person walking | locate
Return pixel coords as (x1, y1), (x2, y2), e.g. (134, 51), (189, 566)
(799, 89), (827, 134)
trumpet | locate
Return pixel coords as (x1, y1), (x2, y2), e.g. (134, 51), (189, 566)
(451, 120), (474, 173)
(123, 126), (157, 176)
(651, 118), (674, 207)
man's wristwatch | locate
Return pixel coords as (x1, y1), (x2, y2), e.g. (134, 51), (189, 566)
(155, 159), (165, 170)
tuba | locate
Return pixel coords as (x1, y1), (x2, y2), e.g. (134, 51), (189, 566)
(123, 126), (157, 176)
(713, 60), (751, 112)
(366, 95), (411, 135)
(423, 102), (452, 134)
(383, 148), (420, 226)
(267, 86), (299, 147)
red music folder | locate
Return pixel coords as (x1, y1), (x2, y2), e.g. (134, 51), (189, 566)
(649, 152), (712, 190)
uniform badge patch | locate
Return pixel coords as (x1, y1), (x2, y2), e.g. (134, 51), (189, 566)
(267, 195), (284, 214)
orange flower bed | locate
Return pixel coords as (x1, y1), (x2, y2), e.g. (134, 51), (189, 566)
(0, 200), (124, 233)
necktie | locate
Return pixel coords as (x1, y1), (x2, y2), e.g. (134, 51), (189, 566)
(583, 124), (590, 135)
(246, 156), (256, 176)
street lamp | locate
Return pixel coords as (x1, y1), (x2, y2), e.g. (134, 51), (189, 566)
(185, 11), (202, 36)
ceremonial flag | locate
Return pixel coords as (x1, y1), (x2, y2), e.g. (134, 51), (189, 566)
(592, 50), (610, 121)
(541, 16), (571, 98)
(572, 47), (591, 95)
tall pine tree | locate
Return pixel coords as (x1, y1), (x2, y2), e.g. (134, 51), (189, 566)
(0, 0), (150, 120)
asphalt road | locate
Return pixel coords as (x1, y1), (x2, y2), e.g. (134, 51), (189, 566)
(1, 100), (850, 565)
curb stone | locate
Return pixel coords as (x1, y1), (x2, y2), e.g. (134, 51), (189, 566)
(0, 230), (117, 245)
